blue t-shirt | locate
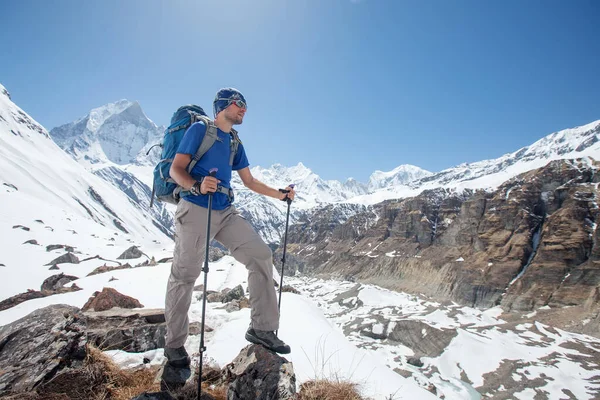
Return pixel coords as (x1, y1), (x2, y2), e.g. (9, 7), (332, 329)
(177, 121), (249, 210)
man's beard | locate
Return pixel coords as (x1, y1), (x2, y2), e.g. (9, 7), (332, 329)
(225, 113), (244, 125)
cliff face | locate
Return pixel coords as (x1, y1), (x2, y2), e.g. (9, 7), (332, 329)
(287, 158), (600, 317)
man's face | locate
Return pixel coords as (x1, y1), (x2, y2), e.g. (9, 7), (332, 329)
(223, 101), (246, 125)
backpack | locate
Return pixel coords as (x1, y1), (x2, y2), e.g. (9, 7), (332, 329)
(149, 104), (241, 207)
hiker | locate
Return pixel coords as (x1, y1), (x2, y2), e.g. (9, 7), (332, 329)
(163, 88), (295, 368)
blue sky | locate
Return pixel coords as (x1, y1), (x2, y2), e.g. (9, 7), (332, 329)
(1, 0), (599, 183)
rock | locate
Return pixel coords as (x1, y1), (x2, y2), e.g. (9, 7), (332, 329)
(49, 265), (59, 270)
(35, 219), (44, 224)
(387, 320), (457, 358)
(225, 344), (296, 400)
(0, 305), (87, 393)
(189, 321), (213, 335)
(84, 308), (166, 352)
(12, 225), (30, 231)
(239, 297), (250, 309)
(22, 239), (38, 245)
(209, 247), (227, 262)
(158, 257), (173, 264)
(118, 246), (143, 259)
(0, 285), (82, 312)
(222, 284), (245, 303)
(46, 244), (74, 252)
(407, 356), (424, 367)
(136, 257), (158, 267)
(226, 300), (241, 313)
(45, 252), (79, 266)
(41, 273), (79, 291)
(207, 292), (224, 303)
(82, 287), (143, 312)
(281, 285), (300, 295)
(160, 364), (191, 392)
(109, 276), (118, 282)
(87, 263), (132, 276)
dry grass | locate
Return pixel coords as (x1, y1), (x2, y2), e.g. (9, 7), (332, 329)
(86, 345), (160, 399)
(298, 379), (365, 400)
(32, 345), (160, 400)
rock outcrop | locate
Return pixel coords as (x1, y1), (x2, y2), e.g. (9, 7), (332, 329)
(225, 345), (296, 400)
(85, 308), (166, 352)
(0, 305), (87, 393)
(286, 159), (600, 327)
(40, 273), (79, 291)
(0, 285), (82, 312)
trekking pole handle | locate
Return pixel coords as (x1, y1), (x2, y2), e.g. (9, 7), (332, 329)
(206, 168), (218, 195)
(278, 184), (295, 205)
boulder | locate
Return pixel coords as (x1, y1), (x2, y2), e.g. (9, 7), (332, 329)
(0, 305), (87, 393)
(222, 284), (245, 303)
(82, 287), (143, 312)
(118, 246), (144, 259)
(387, 320), (457, 358)
(41, 273), (79, 291)
(84, 308), (166, 352)
(225, 344), (296, 400)
(46, 244), (75, 252)
(45, 252), (79, 266)
(207, 292), (224, 303)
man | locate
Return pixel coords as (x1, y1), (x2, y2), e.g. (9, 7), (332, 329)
(164, 88), (295, 368)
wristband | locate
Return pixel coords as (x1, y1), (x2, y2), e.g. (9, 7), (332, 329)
(190, 181), (202, 196)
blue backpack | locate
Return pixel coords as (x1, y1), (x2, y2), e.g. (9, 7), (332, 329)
(149, 105), (241, 207)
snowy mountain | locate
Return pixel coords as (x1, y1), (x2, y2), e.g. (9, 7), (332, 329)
(50, 99), (164, 167)
(368, 164), (433, 190)
(0, 83), (173, 299)
(48, 100), (174, 237)
(47, 99), (600, 248)
(348, 119), (600, 205)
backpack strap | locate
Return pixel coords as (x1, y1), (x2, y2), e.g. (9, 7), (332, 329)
(187, 116), (218, 174)
(229, 129), (241, 166)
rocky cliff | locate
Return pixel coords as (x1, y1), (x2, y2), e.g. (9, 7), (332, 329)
(286, 158), (600, 322)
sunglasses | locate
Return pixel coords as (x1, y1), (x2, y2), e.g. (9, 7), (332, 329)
(217, 98), (247, 110)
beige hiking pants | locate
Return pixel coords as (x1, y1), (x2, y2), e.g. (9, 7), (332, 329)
(164, 199), (279, 348)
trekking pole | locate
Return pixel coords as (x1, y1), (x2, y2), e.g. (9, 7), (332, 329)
(276, 184), (294, 336)
(198, 168), (217, 400)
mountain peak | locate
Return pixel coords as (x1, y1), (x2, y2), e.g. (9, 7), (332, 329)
(368, 164), (432, 190)
(85, 99), (136, 133)
(49, 100), (163, 166)
(0, 84), (10, 100)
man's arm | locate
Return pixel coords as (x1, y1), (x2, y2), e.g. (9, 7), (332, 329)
(237, 167), (295, 201)
(170, 154), (219, 194)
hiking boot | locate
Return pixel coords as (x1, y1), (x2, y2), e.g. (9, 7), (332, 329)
(245, 328), (291, 354)
(164, 346), (190, 368)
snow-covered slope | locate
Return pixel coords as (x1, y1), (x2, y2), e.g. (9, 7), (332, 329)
(0, 83), (172, 297)
(48, 100), (174, 237)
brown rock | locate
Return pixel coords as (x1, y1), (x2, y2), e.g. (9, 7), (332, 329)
(82, 287), (143, 312)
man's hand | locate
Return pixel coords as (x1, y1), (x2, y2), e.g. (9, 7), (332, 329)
(200, 176), (220, 194)
(279, 186), (296, 202)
